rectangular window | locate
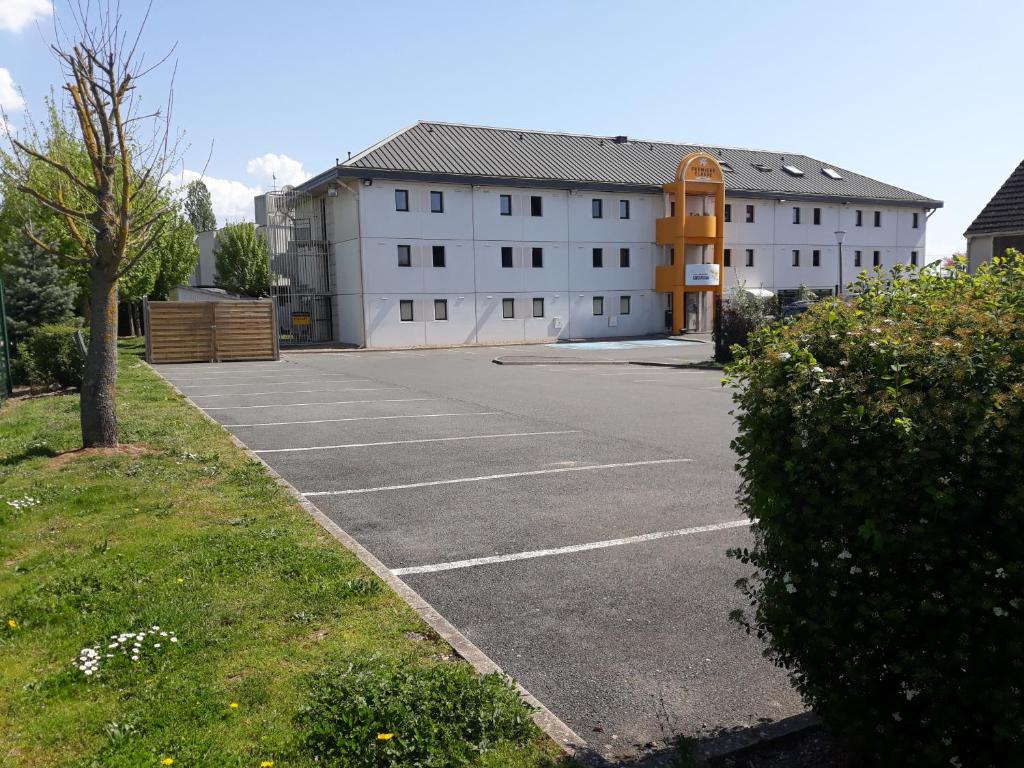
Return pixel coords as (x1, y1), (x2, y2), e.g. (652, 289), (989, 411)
(501, 246), (513, 268)
(430, 190), (444, 213)
(724, 248), (731, 267)
(532, 297), (544, 318)
(873, 250), (881, 266)
(619, 199), (630, 219)
(854, 250), (862, 267)
(912, 212), (920, 229)
(592, 248), (603, 268)
(792, 207), (801, 224)
(502, 298), (515, 319)
(724, 203), (731, 222)
(855, 210), (863, 227)
(792, 249), (800, 267)
(669, 247), (675, 266)
(531, 195), (543, 217)
(434, 299), (448, 321)
(619, 247), (630, 268)
(592, 198), (603, 218)
(745, 204), (755, 223)
(593, 296), (604, 316)
(532, 247), (543, 268)
(874, 211), (882, 227)
(499, 194), (512, 216)
(432, 245), (446, 268)
(399, 299), (414, 322)
(397, 244), (411, 267)
(745, 248), (754, 267)
(813, 207), (821, 225)
(911, 250), (919, 266)
(620, 295), (631, 315)
(395, 189), (409, 212)
(670, 201), (676, 216)
(812, 249), (821, 267)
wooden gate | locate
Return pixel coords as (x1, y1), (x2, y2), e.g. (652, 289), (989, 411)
(144, 300), (280, 364)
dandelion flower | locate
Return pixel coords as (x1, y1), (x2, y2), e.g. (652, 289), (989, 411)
(161, 759), (174, 766)
(229, 702), (239, 709)
(377, 733), (394, 741)
(7, 619), (16, 628)
(176, 578), (184, 583)
(260, 762), (274, 767)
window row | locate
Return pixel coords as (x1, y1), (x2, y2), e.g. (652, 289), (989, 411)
(396, 295), (632, 322)
(394, 245), (633, 269)
(721, 249), (757, 267)
(720, 249), (918, 267)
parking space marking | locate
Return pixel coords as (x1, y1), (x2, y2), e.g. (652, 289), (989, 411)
(252, 430), (581, 454)
(203, 398), (437, 411)
(173, 378), (370, 389)
(391, 518), (750, 576)
(190, 387), (402, 399)
(230, 412), (502, 428)
(302, 458), (691, 497)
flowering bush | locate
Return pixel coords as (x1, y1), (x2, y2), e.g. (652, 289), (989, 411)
(714, 288), (778, 363)
(726, 257), (1024, 766)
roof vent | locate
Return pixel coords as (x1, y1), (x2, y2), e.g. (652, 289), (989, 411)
(613, 135), (628, 144)
(822, 167), (843, 180)
(782, 164), (805, 177)
(426, 125), (433, 133)
(720, 162), (734, 172)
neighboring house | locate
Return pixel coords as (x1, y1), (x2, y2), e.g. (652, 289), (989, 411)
(965, 159), (1024, 272)
(255, 121), (941, 348)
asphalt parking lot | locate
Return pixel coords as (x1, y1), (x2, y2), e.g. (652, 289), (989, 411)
(154, 340), (803, 760)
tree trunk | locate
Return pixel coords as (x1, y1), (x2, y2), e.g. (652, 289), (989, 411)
(126, 301), (137, 337)
(80, 260), (119, 448)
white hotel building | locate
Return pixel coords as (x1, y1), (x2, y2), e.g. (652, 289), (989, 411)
(254, 122), (942, 348)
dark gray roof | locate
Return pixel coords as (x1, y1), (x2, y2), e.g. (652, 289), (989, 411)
(965, 160), (1024, 236)
(319, 121), (941, 207)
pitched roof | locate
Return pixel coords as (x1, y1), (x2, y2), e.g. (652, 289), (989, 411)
(965, 160), (1024, 236)
(322, 121), (941, 207)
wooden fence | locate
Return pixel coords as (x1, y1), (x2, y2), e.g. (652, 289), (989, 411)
(144, 299), (279, 364)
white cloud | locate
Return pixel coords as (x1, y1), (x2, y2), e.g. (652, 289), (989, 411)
(0, 67), (25, 112)
(0, 0), (52, 33)
(162, 169), (263, 225)
(162, 152), (309, 225)
(245, 153), (310, 188)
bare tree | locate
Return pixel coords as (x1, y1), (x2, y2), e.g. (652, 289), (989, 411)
(1, 2), (179, 447)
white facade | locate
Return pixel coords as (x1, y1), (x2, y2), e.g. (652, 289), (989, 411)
(315, 179), (929, 348)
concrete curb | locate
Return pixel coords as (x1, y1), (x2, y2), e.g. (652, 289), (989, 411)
(144, 362), (590, 762)
(492, 356), (723, 371)
(696, 711), (821, 761)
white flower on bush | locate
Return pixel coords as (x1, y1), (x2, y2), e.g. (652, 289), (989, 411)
(778, 352), (791, 361)
(993, 607), (1008, 617)
(850, 566), (863, 575)
(782, 573), (797, 594)
(811, 366), (824, 374)
(994, 568), (1007, 579)
(6, 496), (40, 511)
(838, 550), (852, 560)
(73, 626), (178, 677)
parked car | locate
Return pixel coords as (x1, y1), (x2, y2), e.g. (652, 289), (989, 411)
(781, 299), (817, 320)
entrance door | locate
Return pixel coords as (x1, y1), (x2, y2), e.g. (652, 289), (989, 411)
(685, 292), (700, 331)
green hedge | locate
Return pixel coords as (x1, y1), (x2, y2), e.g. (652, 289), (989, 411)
(726, 257), (1024, 766)
(20, 323), (85, 389)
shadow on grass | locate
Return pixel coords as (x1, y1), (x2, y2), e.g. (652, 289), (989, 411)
(1, 443), (59, 466)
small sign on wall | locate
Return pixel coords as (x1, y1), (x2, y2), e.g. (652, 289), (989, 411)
(685, 263), (721, 286)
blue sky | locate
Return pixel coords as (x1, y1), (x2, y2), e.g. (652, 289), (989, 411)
(2, 0), (1023, 258)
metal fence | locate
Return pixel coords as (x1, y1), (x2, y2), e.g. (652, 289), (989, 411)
(263, 190), (335, 345)
(0, 281), (11, 400)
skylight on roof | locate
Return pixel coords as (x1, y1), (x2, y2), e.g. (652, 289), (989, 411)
(752, 163), (772, 172)
(782, 165), (805, 177)
(720, 162), (734, 172)
(822, 167), (843, 180)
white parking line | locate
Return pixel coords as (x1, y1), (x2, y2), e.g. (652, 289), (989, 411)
(176, 378), (370, 389)
(391, 519), (751, 576)
(302, 458), (691, 497)
(230, 412), (502, 428)
(203, 397), (438, 411)
(252, 430), (581, 454)
(190, 387), (402, 399)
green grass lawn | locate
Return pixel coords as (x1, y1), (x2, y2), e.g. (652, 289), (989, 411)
(0, 340), (566, 768)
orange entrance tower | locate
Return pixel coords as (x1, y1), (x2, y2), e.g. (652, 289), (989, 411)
(654, 152), (726, 334)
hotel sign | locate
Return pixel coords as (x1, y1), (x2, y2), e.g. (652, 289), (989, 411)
(685, 263), (720, 286)
(682, 154), (725, 184)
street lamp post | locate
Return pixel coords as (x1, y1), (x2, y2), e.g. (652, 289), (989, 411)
(834, 229), (846, 297)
